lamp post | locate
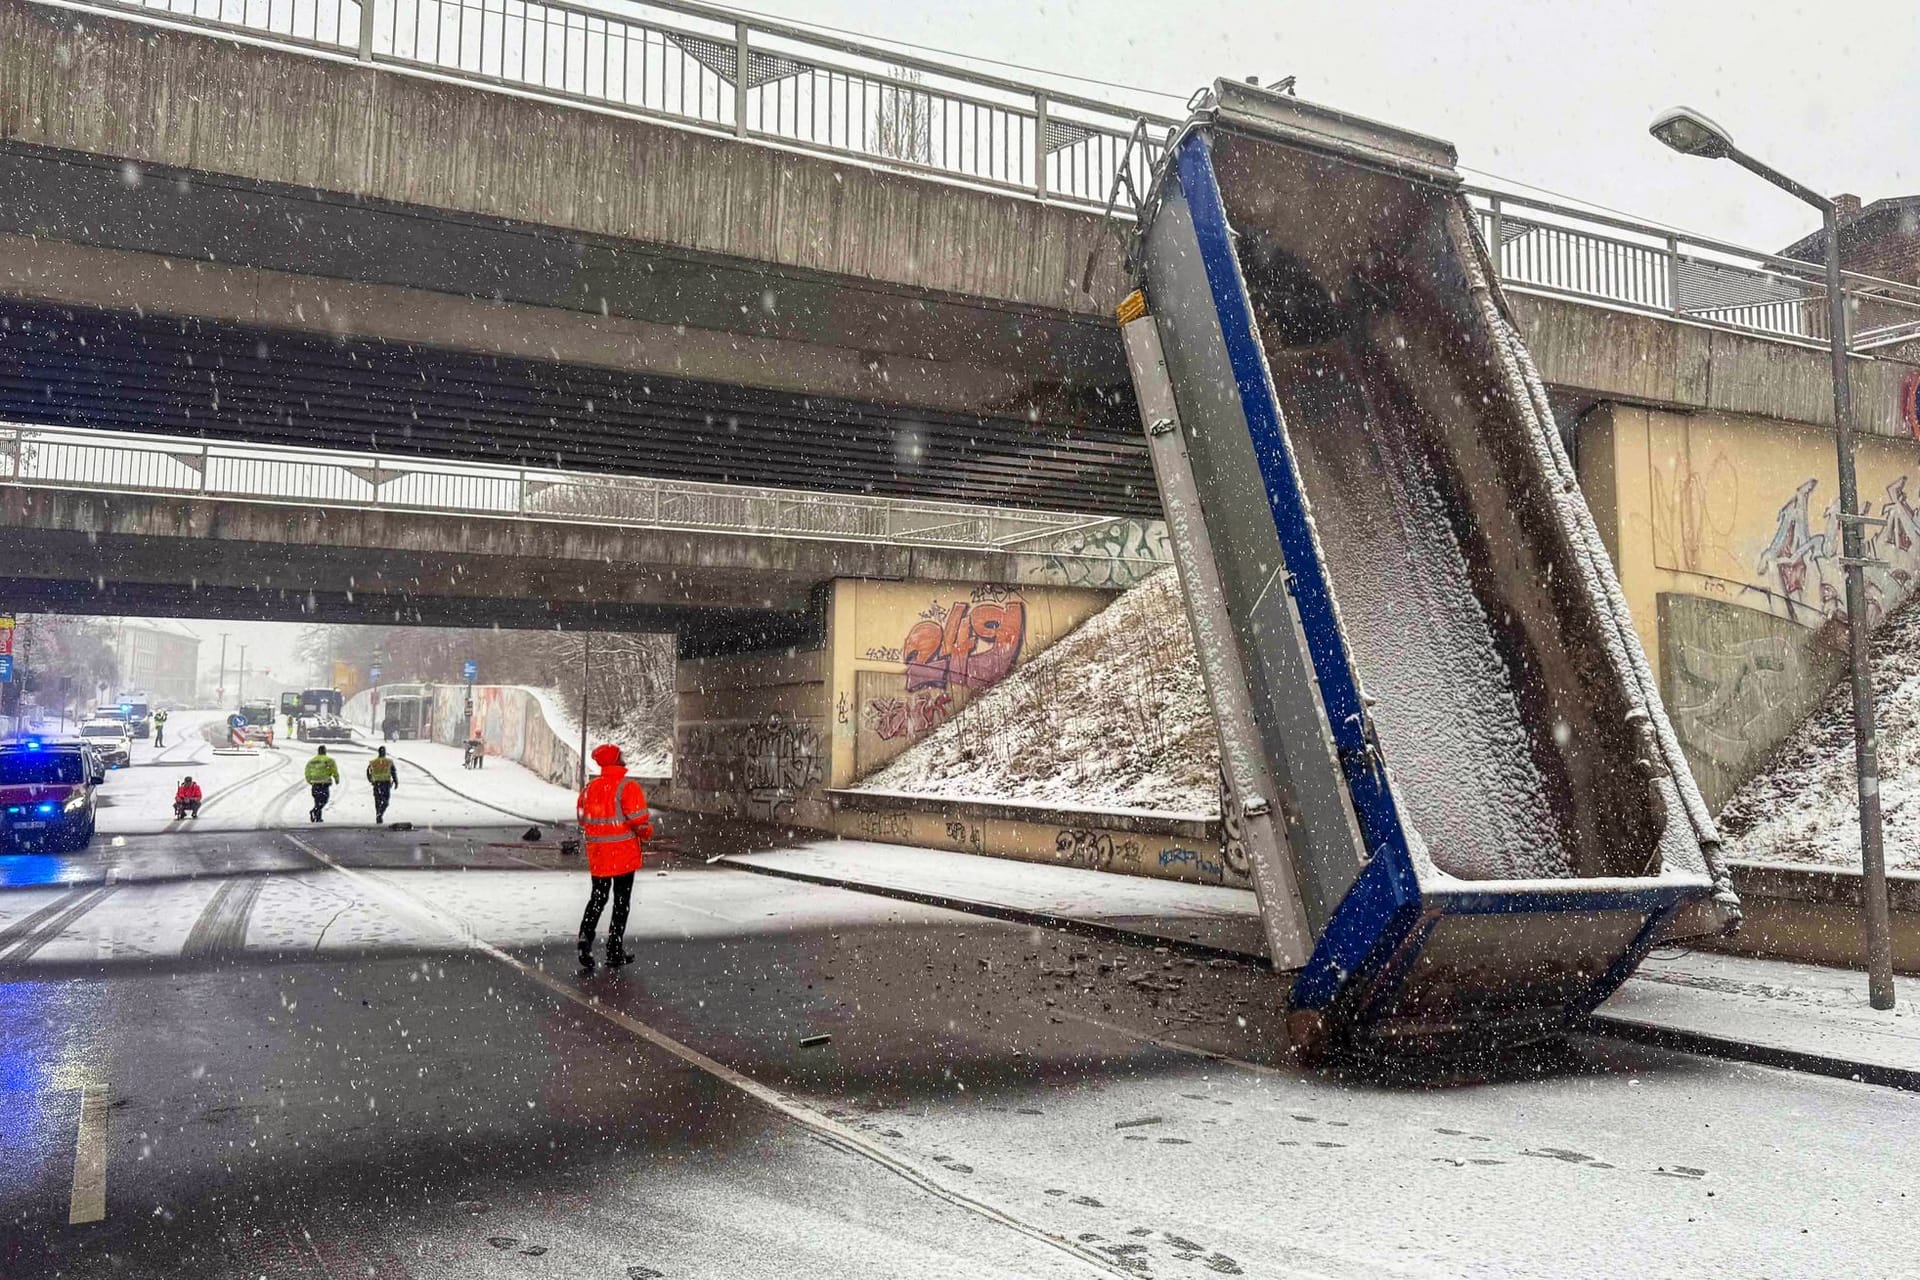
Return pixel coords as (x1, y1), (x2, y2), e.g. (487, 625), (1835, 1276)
(1652, 107), (1895, 1009)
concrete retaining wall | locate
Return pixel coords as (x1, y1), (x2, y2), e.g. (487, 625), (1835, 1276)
(827, 788), (1240, 888)
(1703, 861), (1920, 974)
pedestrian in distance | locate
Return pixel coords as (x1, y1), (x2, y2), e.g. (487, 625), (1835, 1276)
(173, 775), (201, 820)
(152, 708), (169, 748)
(464, 733), (485, 769)
(305, 744), (341, 822)
(365, 746), (399, 824)
(382, 712), (399, 742)
(574, 743), (653, 972)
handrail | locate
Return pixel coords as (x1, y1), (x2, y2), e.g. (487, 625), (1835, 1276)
(0, 423), (1171, 567)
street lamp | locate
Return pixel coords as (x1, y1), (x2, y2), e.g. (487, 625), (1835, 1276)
(1652, 106), (1895, 1009)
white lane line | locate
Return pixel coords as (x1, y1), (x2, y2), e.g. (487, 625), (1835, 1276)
(281, 833), (1134, 1280)
(69, 1084), (109, 1224)
(1055, 1009), (1288, 1077)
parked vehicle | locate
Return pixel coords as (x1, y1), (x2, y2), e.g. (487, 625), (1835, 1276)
(115, 692), (153, 740)
(77, 719), (133, 769)
(0, 739), (101, 852)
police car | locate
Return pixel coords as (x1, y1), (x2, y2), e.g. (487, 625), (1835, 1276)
(0, 739), (102, 852)
(78, 719), (134, 769)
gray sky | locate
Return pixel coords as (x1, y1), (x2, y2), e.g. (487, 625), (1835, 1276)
(742, 0), (1918, 252)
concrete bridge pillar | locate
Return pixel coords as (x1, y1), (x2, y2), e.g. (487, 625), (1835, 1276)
(671, 576), (1112, 828)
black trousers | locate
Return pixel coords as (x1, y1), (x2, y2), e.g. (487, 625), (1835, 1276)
(579, 872), (635, 954)
(310, 783), (332, 819)
(371, 781), (393, 819)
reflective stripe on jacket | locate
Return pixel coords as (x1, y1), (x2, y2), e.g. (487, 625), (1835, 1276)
(304, 755), (341, 785)
(576, 766), (651, 877)
(366, 757), (397, 783)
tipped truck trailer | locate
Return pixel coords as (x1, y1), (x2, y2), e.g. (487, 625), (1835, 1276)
(1118, 82), (1738, 1057)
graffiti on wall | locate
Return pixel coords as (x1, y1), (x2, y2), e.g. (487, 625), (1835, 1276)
(863, 691), (953, 742)
(677, 714), (825, 823)
(901, 586), (1028, 693)
(743, 714), (825, 822)
(1755, 474), (1920, 629)
(1158, 847), (1228, 883)
(1038, 521), (1172, 589)
(1053, 828), (1143, 872)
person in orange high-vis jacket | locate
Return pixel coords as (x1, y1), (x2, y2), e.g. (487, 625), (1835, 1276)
(575, 743), (653, 971)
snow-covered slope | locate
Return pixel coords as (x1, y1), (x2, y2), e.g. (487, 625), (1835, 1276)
(1719, 600), (1920, 871)
(861, 570), (1220, 814)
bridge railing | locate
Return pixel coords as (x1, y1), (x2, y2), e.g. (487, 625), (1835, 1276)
(80, 0), (1176, 207)
(1469, 188), (1920, 352)
(43, 1), (1920, 355)
(0, 424), (1170, 571)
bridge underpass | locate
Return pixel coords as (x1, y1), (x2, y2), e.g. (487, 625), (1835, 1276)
(0, 298), (1157, 516)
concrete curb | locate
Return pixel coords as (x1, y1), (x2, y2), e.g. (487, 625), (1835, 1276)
(1586, 1013), (1920, 1094)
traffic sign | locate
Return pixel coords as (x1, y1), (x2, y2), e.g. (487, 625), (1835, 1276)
(369, 664), (382, 681)
(462, 660), (478, 682)
(0, 616), (13, 657)
(0, 655), (12, 683)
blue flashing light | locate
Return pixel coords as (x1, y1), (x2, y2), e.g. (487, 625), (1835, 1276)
(22, 740), (40, 750)
(3, 806), (19, 815)
(33, 803), (55, 816)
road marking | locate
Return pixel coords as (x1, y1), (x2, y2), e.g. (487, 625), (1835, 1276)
(69, 1084), (109, 1224)
(281, 833), (1136, 1280)
(1055, 1010), (1288, 1078)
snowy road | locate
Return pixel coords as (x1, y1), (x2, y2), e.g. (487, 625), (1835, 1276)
(92, 710), (577, 836)
(3, 818), (1917, 1278)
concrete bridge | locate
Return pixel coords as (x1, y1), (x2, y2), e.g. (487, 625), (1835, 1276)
(7, 0), (1920, 819)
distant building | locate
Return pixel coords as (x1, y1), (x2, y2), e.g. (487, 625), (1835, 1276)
(1783, 194), (1920, 284)
(1782, 194), (1920, 352)
(114, 618), (200, 706)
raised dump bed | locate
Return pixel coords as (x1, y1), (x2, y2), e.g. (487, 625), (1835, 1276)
(1120, 82), (1739, 1054)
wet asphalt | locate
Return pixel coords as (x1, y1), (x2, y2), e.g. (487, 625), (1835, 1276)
(4, 821), (1918, 1279)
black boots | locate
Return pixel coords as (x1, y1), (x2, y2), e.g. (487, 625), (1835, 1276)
(580, 943), (634, 972)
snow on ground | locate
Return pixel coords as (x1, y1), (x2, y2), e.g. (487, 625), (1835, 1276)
(88, 710), (579, 835)
(371, 733), (579, 823)
(1719, 599), (1920, 871)
(862, 570), (1219, 813)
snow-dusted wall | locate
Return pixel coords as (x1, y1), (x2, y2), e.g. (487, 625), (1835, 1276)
(345, 684), (581, 788)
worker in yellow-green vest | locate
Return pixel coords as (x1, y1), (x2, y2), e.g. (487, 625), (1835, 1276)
(305, 745), (341, 823)
(365, 747), (400, 824)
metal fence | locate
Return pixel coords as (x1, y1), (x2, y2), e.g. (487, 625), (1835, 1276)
(0, 424), (1170, 568)
(79, 0), (1172, 206)
(1471, 190), (1920, 351)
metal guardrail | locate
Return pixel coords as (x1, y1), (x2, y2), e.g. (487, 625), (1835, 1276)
(73, 0), (1173, 207)
(0, 424), (1171, 567)
(37, 0), (1920, 356)
(1470, 189), (1920, 352)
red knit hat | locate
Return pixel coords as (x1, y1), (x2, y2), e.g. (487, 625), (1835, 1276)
(591, 743), (624, 768)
